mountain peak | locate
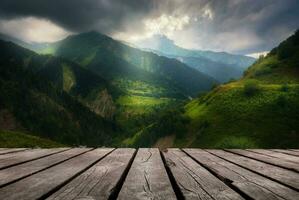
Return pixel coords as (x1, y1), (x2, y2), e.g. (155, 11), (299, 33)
(65, 31), (112, 43)
(135, 34), (179, 53)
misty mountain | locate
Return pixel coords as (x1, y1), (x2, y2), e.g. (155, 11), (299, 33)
(0, 33), (53, 53)
(136, 34), (256, 82)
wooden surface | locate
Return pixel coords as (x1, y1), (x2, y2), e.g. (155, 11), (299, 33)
(0, 148), (298, 200)
(118, 148), (176, 200)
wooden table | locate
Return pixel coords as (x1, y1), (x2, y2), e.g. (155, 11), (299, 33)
(0, 148), (298, 199)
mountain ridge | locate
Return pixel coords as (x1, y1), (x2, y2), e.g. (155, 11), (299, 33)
(136, 34), (256, 82)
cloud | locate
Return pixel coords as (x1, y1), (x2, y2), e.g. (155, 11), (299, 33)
(0, 17), (71, 42)
(144, 15), (190, 37)
(0, 0), (298, 54)
(247, 51), (269, 59)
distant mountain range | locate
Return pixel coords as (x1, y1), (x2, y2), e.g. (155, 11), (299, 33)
(136, 35), (256, 82)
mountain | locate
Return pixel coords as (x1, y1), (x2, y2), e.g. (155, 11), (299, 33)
(52, 31), (217, 97)
(31, 56), (121, 120)
(47, 31), (218, 141)
(0, 40), (118, 146)
(0, 33), (122, 119)
(136, 35), (256, 82)
(133, 30), (299, 148)
(0, 32), (217, 146)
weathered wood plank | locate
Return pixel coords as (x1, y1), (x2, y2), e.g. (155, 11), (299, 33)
(0, 148), (113, 200)
(0, 148), (28, 155)
(0, 148), (69, 169)
(118, 148), (176, 200)
(0, 148), (91, 187)
(226, 149), (299, 172)
(248, 149), (299, 164)
(273, 149), (299, 157)
(184, 149), (299, 200)
(47, 148), (136, 200)
(0, 148), (8, 151)
(207, 150), (299, 190)
(163, 149), (244, 200)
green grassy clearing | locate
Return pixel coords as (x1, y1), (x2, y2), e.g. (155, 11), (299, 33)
(0, 130), (64, 148)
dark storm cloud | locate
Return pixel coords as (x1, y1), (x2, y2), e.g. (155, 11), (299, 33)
(0, 0), (298, 54)
(0, 0), (154, 33)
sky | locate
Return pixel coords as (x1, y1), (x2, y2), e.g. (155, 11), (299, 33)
(0, 0), (298, 56)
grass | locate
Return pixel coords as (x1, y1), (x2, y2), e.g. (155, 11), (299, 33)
(181, 84), (299, 148)
(0, 130), (64, 148)
(122, 123), (155, 146)
(113, 79), (172, 97)
(117, 95), (172, 107)
(244, 55), (299, 84)
(62, 64), (76, 92)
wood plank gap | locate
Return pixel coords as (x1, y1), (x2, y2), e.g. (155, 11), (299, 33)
(0, 148), (28, 155)
(182, 149), (253, 200)
(272, 149), (299, 157)
(208, 150), (299, 192)
(225, 149), (299, 173)
(0, 148), (70, 170)
(0, 148), (93, 188)
(160, 149), (185, 200)
(107, 148), (138, 200)
(245, 149), (299, 164)
(37, 148), (115, 200)
(185, 149), (298, 200)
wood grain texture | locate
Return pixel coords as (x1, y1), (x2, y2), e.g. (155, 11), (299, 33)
(118, 148), (176, 200)
(0, 148), (113, 200)
(0, 148), (68, 169)
(0, 148), (90, 187)
(163, 149), (243, 200)
(0, 148), (28, 155)
(47, 148), (136, 200)
(184, 149), (299, 200)
(227, 149), (299, 172)
(272, 149), (299, 157)
(247, 149), (299, 164)
(207, 150), (299, 190)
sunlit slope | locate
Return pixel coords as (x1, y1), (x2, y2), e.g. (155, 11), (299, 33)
(182, 84), (299, 148)
(179, 30), (299, 148)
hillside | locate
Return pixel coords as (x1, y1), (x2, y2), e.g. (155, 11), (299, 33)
(136, 35), (255, 82)
(32, 56), (121, 119)
(0, 40), (117, 146)
(176, 30), (299, 148)
(131, 30), (299, 148)
(0, 130), (63, 148)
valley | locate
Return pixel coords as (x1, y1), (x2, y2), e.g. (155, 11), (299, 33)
(0, 30), (298, 148)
